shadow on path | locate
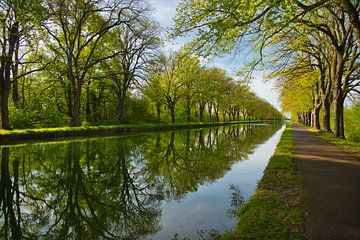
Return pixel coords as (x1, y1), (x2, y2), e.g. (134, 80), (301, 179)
(293, 124), (360, 240)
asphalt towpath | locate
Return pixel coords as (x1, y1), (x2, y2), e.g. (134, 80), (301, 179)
(293, 124), (360, 239)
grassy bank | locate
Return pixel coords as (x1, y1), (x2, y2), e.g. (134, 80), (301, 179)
(0, 120), (268, 145)
(222, 123), (302, 240)
(307, 128), (360, 159)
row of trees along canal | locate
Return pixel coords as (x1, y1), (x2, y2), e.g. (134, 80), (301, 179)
(0, 0), (281, 130)
(172, 0), (360, 139)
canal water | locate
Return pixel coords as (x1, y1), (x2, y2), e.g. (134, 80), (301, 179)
(0, 123), (284, 239)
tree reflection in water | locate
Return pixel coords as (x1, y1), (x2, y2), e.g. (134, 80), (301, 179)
(0, 123), (281, 239)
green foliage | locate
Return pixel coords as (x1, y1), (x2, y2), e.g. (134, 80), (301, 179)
(344, 104), (360, 142)
(9, 107), (35, 129)
(9, 96), (70, 129)
(0, 0), (281, 131)
(126, 96), (156, 123)
(308, 107), (360, 158)
(172, 0), (303, 57)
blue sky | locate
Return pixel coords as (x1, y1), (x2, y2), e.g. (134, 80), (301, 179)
(148, 0), (281, 110)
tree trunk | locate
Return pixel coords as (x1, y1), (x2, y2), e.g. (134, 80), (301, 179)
(12, 41), (20, 108)
(199, 103), (205, 122)
(186, 96), (191, 123)
(0, 22), (19, 129)
(312, 83), (322, 129)
(332, 48), (345, 138)
(118, 97), (126, 124)
(156, 103), (161, 122)
(214, 104), (219, 122)
(313, 106), (321, 130)
(322, 97), (331, 132)
(170, 105), (175, 123)
(307, 110), (312, 127)
(86, 85), (91, 122)
(0, 87), (11, 129)
(71, 84), (82, 126)
(339, 0), (360, 49)
(333, 95), (345, 138)
(208, 102), (212, 122)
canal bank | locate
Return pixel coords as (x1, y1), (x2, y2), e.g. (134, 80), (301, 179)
(0, 120), (274, 145)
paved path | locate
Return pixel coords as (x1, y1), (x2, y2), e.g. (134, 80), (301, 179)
(293, 124), (360, 240)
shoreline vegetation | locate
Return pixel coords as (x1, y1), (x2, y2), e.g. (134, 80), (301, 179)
(306, 127), (360, 159)
(0, 120), (276, 145)
(222, 123), (302, 240)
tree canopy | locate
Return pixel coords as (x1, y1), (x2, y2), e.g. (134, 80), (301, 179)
(172, 0), (360, 139)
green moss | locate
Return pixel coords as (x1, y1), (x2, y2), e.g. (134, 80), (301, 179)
(222, 123), (302, 240)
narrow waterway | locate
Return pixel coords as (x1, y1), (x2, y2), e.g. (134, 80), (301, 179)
(0, 123), (284, 239)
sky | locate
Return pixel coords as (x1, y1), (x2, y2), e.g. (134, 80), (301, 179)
(148, 0), (281, 110)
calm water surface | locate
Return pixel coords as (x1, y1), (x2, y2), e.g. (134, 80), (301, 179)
(0, 123), (284, 239)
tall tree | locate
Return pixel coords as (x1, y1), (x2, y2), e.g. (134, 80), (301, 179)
(101, 20), (160, 123)
(43, 0), (148, 126)
(0, 0), (44, 129)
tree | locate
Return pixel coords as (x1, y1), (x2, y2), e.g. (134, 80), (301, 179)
(172, 0), (360, 54)
(0, 0), (45, 129)
(172, 0), (360, 138)
(178, 51), (201, 123)
(101, 20), (160, 123)
(295, 4), (360, 137)
(148, 53), (184, 123)
(43, 0), (148, 126)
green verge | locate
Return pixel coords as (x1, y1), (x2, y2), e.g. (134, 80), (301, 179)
(221, 123), (302, 240)
(307, 128), (360, 159)
(0, 120), (268, 144)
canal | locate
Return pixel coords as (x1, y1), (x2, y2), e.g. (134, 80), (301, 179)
(0, 123), (284, 239)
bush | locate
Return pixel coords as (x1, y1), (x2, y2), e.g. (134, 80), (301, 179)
(9, 96), (70, 129)
(9, 106), (36, 129)
(345, 103), (360, 142)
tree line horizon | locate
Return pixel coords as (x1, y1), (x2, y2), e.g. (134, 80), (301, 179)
(0, 0), (282, 131)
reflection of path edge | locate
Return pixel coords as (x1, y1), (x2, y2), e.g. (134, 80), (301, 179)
(0, 120), (280, 146)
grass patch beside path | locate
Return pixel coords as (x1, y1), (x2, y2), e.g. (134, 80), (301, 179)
(307, 128), (360, 159)
(222, 123), (302, 240)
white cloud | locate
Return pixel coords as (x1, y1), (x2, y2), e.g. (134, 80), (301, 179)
(149, 0), (179, 26)
(250, 75), (281, 111)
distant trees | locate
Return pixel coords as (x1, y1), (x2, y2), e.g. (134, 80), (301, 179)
(145, 50), (281, 123)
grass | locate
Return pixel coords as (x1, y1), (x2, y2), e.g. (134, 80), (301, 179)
(307, 127), (360, 158)
(221, 123), (302, 240)
(0, 120), (272, 145)
(0, 120), (266, 135)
